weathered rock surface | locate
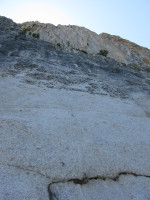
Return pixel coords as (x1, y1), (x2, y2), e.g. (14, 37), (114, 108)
(21, 21), (150, 69)
(50, 175), (150, 200)
(0, 16), (150, 199)
(0, 166), (49, 200)
(0, 16), (22, 41)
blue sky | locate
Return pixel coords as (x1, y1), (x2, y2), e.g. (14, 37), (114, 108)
(0, 0), (150, 49)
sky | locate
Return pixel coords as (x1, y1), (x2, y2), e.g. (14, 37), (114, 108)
(0, 0), (150, 49)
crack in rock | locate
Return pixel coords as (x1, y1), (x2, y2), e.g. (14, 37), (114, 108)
(0, 163), (51, 180)
(48, 172), (150, 200)
(1, 164), (150, 200)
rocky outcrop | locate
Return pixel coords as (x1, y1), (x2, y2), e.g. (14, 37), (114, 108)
(0, 16), (150, 200)
(101, 33), (150, 68)
(0, 16), (22, 41)
(21, 21), (150, 69)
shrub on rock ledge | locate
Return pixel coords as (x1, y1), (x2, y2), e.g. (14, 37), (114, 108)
(57, 43), (61, 47)
(98, 50), (108, 57)
(32, 33), (40, 39)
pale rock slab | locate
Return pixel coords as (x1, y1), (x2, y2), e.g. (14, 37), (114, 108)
(50, 175), (150, 200)
(0, 16), (150, 199)
(21, 21), (150, 68)
(0, 166), (49, 200)
(0, 76), (150, 182)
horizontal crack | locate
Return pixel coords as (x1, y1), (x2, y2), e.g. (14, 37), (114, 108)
(1, 164), (150, 200)
(48, 172), (150, 200)
(0, 163), (51, 180)
(49, 172), (150, 186)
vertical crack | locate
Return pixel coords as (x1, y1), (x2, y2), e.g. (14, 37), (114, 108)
(47, 183), (52, 200)
(48, 183), (59, 200)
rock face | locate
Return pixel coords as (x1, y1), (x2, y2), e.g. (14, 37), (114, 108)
(0, 16), (22, 41)
(0, 16), (150, 199)
(21, 21), (150, 69)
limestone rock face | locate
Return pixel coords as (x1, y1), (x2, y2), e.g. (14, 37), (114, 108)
(0, 16), (150, 199)
(0, 16), (22, 41)
(100, 33), (150, 68)
(21, 21), (150, 68)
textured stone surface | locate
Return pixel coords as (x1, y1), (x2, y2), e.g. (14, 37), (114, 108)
(0, 16), (22, 41)
(0, 166), (49, 200)
(50, 175), (150, 200)
(21, 21), (150, 68)
(1, 76), (150, 180)
(0, 16), (150, 199)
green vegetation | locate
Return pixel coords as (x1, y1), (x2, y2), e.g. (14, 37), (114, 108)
(23, 28), (28, 34)
(67, 41), (70, 46)
(23, 27), (32, 35)
(57, 43), (61, 47)
(75, 48), (88, 54)
(32, 33), (40, 39)
(98, 49), (108, 57)
(81, 50), (88, 54)
(121, 62), (127, 66)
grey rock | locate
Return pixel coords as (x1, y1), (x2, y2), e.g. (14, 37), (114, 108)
(21, 21), (150, 68)
(0, 166), (49, 200)
(50, 175), (150, 200)
(0, 16), (22, 41)
(0, 16), (150, 199)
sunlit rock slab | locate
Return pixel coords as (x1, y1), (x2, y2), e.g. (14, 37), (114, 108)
(0, 76), (150, 182)
(0, 166), (49, 200)
(50, 175), (150, 200)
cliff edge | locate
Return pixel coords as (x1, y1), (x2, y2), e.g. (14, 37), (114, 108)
(21, 21), (150, 70)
